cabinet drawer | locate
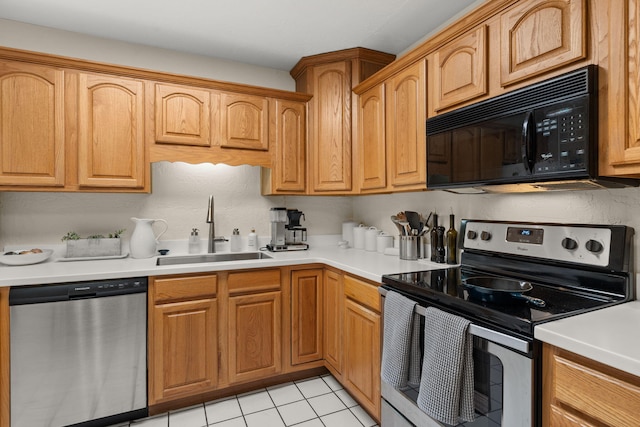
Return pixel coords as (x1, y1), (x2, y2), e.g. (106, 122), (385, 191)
(344, 275), (380, 312)
(553, 353), (640, 426)
(152, 274), (217, 303)
(228, 269), (281, 295)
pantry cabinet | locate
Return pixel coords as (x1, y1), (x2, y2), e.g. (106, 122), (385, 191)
(0, 61), (65, 187)
(290, 268), (323, 365)
(148, 274), (218, 405)
(499, 0), (587, 87)
(342, 275), (381, 420)
(77, 73), (146, 189)
(542, 343), (640, 426)
(227, 269), (282, 384)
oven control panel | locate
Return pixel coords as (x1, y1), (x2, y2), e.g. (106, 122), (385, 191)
(462, 220), (612, 267)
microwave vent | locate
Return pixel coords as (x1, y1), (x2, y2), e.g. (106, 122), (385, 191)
(427, 65), (596, 135)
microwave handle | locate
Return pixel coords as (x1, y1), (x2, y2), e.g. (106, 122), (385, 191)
(522, 111), (536, 173)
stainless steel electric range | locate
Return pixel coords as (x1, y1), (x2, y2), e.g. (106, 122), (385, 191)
(380, 220), (634, 427)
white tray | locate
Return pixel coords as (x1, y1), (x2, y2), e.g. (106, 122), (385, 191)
(57, 253), (129, 262)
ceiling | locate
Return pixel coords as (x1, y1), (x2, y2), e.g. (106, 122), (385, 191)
(0, 0), (482, 71)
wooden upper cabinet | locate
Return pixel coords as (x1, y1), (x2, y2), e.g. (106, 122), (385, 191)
(311, 61), (352, 192)
(220, 93), (269, 151)
(431, 25), (488, 113)
(600, 0), (640, 175)
(261, 99), (306, 194)
(154, 83), (211, 147)
(357, 83), (387, 192)
(386, 60), (427, 189)
(77, 73), (145, 188)
(500, 0), (587, 86)
(0, 61), (65, 187)
(291, 48), (395, 195)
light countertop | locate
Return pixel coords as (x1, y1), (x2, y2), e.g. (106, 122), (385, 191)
(0, 238), (442, 287)
(535, 301), (640, 377)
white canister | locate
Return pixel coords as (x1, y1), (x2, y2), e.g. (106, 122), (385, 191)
(353, 224), (367, 249)
(365, 226), (379, 252)
(376, 232), (394, 253)
(342, 221), (358, 247)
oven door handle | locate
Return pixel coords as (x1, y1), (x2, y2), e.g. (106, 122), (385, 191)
(379, 288), (530, 353)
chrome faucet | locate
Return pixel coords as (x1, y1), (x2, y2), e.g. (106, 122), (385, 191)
(206, 195), (216, 253)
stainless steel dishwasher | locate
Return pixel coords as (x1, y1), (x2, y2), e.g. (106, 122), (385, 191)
(9, 277), (148, 427)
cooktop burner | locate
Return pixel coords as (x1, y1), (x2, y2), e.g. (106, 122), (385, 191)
(382, 220), (635, 338)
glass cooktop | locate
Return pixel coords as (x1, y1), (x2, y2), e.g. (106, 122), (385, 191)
(382, 266), (627, 338)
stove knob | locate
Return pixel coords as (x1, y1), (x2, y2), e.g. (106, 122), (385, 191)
(586, 239), (604, 253)
(561, 237), (578, 250)
(467, 230), (478, 240)
(480, 231), (492, 241)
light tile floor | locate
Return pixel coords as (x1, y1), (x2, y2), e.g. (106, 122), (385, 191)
(110, 374), (379, 427)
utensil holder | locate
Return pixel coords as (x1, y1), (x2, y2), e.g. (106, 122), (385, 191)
(399, 235), (418, 260)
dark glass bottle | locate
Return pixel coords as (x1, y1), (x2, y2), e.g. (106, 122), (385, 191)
(446, 214), (458, 264)
(430, 214), (439, 262)
(435, 226), (446, 263)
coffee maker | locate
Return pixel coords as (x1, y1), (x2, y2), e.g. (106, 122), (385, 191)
(266, 207), (309, 251)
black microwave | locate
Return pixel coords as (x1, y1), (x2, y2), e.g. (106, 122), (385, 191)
(426, 65), (637, 192)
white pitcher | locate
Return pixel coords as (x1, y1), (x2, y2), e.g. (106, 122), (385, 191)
(130, 217), (168, 259)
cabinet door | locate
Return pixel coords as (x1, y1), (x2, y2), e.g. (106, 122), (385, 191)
(386, 60), (427, 189)
(220, 93), (269, 151)
(150, 298), (218, 404)
(324, 269), (343, 374)
(267, 99), (306, 193)
(78, 73), (145, 188)
(432, 26), (487, 112)
(357, 83), (387, 191)
(154, 83), (211, 147)
(343, 298), (381, 419)
(311, 61), (352, 192)
(0, 61), (64, 187)
(291, 269), (323, 365)
(229, 291), (282, 383)
(500, 0), (587, 86)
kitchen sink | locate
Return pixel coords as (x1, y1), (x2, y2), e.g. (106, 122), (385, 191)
(156, 252), (273, 266)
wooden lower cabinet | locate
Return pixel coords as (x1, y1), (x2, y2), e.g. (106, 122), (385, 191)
(324, 268), (344, 374)
(149, 274), (218, 405)
(342, 275), (381, 420)
(291, 268), (323, 365)
(227, 269), (282, 384)
(543, 343), (640, 426)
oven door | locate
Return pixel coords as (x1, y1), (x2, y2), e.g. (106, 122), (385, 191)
(380, 292), (534, 427)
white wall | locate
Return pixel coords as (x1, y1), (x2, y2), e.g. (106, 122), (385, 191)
(0, 18), (294, 90)
(0, 162), (352, 246)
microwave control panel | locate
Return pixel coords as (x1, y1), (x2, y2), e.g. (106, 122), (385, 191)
(533, 96), (591, 174)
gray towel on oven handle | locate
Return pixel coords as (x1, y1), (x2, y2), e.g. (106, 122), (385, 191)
(417, 306), (476, 425)
(381, 291), (419, 389)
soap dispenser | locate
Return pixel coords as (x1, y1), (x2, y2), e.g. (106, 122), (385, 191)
(189, 228), (200, 254)
(248, 228), (257, 250)
(230, 228), (241, 252)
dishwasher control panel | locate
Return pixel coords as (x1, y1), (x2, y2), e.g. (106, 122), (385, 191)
(9, 277), (147, 305)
